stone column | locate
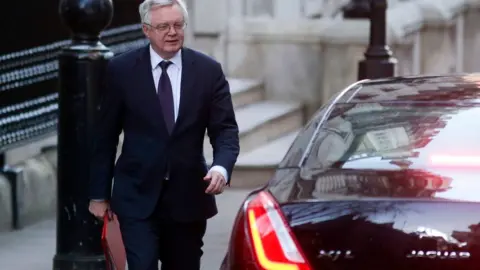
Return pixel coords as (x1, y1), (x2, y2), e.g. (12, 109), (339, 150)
(184, 0), (195, 47)
(417, 0), (467, 74)
(463, 0), (480, 72)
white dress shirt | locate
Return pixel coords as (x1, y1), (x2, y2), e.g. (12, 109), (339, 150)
(149, 46), (228, 182)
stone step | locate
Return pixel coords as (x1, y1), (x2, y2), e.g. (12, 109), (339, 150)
(230, 130), (300, 189)
(204, 100), (304, 160)
(228, 78), (264, 108)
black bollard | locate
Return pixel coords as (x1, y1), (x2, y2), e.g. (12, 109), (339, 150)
(344, 0), (397, 80)
(52, 0), (114, 269)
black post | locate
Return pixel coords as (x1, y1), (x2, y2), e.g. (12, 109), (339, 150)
(344, 0), (397, 80)
(343, 0), (370, 18)
(53, 0), (114, 269)
(2, 165), (23, 230)
(0, 154), (21, 231)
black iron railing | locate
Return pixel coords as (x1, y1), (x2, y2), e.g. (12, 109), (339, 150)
(0, 0), (145, 157)
(0, 24), (147, 154)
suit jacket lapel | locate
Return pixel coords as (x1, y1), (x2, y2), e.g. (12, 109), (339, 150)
(133, 45), (169, 134)
(174, 47), (196, 134)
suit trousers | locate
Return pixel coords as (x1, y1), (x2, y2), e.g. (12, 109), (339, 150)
(118, 181), (207, 270)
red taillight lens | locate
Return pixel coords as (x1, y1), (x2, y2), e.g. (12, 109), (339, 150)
(245, 191), (311, 270)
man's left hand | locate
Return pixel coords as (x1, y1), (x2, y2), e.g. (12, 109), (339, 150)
(204, 171), (226, 194)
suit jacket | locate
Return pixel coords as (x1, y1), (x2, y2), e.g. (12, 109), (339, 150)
(89, 45), (240, 222)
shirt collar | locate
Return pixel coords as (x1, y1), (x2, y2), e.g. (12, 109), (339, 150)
(149, 45), (182, 70)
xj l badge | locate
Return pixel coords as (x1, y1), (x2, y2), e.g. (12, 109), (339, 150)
(406, 250), (471, 259)
(318, 250), (355, 261)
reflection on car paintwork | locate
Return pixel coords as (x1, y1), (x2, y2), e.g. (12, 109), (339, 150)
(222, 73), (480, 270)
(277, 103), (480, 203)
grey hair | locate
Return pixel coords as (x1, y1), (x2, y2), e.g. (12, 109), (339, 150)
(139, 0), (189, 24)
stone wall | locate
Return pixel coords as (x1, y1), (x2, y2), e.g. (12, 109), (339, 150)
(0, 143), (57, 232)
(222, 0), (480, 117)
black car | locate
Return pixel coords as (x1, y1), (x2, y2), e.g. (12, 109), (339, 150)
(221, 73), (480, 270)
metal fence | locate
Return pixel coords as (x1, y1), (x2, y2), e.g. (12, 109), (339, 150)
(0, 0), (146, 156)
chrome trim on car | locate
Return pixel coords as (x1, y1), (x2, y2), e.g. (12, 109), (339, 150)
(317, 250), (355, 260)
(297, 79), (369, 167)
(406, 250), (471, 259)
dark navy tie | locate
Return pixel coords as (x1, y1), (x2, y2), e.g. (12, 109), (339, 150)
(157, 61), (175, 134)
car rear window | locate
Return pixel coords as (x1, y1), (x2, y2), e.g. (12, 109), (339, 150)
(278, 102), (480, 201)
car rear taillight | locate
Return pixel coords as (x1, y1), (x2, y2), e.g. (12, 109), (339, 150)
(244, 191), (312, 270)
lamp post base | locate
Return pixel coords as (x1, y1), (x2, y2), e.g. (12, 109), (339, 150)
(358, 57), (397, 80)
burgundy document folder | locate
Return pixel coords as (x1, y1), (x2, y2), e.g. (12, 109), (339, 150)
(102, 214), (127, 270)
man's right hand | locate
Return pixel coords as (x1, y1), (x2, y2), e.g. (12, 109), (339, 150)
(88, 200), (111, 220)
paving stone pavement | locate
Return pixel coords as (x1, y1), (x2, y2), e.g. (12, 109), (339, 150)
(0, 189), (252, 270)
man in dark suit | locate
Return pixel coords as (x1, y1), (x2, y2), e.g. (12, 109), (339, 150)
(88, 0), (240, 269)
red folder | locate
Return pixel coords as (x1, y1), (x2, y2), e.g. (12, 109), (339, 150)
(101, 214), (127, 270)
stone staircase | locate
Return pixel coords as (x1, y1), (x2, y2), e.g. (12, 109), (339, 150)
(205, 78), (304, 188)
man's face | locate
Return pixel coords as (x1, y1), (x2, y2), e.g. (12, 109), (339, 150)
(143, 4), (185, 58)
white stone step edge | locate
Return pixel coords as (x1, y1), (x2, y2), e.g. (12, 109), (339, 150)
(235, 130), (300, 168)
(234, 100), (303, 136)
(204, 100), (303, 158)
(228, 77), (262, 95)
(228, 77), (264, 108)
